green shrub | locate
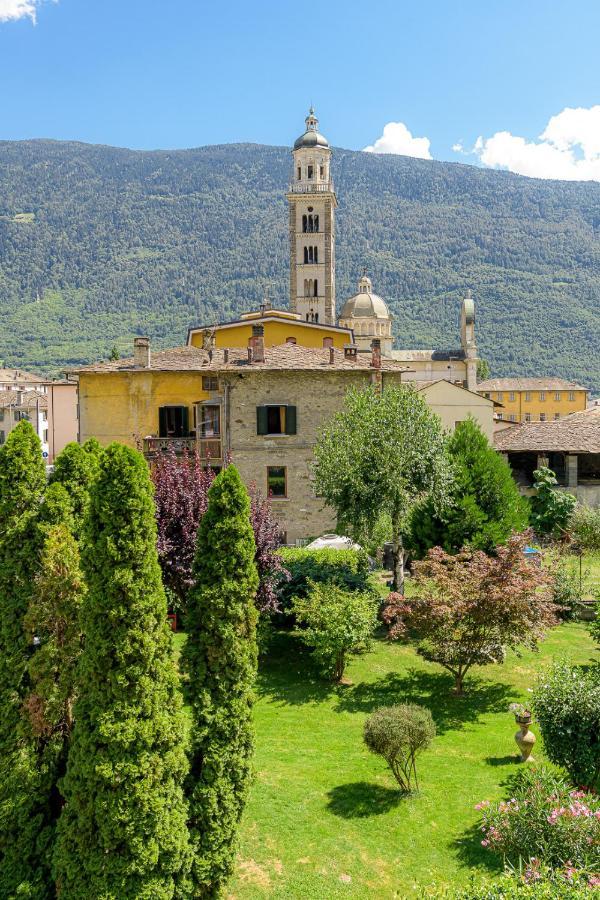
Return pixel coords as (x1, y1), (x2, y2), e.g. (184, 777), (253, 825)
(530, 468), (577, 537)
(533, 662), (600, 790)
(549, 556), (583, 621)
(277, 546), (371, 614)
(569, 505), (600, 552)
(475, 767), (599, 878)
(363, 704), (436, 792)
(293, 582), (378, 681)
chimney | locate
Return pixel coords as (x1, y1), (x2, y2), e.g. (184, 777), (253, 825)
(344, 344), (358, 360)
(248, 324), (265, 363)
(134, 336), (151, 368)
(329, 346), (335, 364)
(370, 338), (382, 369)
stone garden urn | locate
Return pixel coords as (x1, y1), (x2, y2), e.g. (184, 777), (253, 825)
(514, 711), (536, 762)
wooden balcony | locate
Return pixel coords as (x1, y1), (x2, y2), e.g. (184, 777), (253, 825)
(143, 436), (222, 461)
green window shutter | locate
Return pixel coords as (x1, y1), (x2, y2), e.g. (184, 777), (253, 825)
(181, 407), (189, 437)
(158, 407), (168, 437)
(257, 406), (268, 435)
(285, 405), (297, 435)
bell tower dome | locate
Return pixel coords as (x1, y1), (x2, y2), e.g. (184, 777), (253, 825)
(287, 108), (337, 325)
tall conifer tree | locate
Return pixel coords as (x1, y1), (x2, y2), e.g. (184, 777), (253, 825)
(49, 439), (102, 533)
(182, 465), (259, 897)
(53, 443), (191, 899)
(0, 421), (51, 896)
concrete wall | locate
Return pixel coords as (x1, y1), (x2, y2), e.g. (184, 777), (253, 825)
(46, 382), (78, 462)
(189, 319), (349, 350)
(416, 380), (495, 441)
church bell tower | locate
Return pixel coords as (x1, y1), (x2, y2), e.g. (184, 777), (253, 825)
(287, 108), (337, 325)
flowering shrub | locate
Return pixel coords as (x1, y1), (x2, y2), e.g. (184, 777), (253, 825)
(475, 767), (600, 881)
(436, 862), (598, 897)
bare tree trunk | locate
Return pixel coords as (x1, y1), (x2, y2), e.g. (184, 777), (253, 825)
(392, 534), (405, 594)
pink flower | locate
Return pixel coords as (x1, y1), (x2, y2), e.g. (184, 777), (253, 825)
(474, 800), (490, 810)
(481, 839), (489, 847)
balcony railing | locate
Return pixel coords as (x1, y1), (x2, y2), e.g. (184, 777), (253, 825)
(288, 181), (334, 194)
(143, 436), (222, 461)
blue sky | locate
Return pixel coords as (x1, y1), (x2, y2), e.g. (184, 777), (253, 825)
(2, 0), (600, 179)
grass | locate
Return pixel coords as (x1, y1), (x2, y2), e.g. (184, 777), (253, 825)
(221, 621), (597, 899)
(561, 550), (600, 599)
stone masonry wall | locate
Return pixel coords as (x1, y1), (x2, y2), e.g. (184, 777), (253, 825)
(225, 368), (376, 543)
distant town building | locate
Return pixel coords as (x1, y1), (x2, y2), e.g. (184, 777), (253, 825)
(478, 377), (589, 423)
(495, 407), (600, 507)
(0, 368), (78, 463)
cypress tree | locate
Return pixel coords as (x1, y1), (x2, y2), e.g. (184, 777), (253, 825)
(0, 421), (50, 896)
(53, 443), (191, 899)
(182, 465), (259, 897)
(49, 439), (102, 533)
(410, 417), (529, 557)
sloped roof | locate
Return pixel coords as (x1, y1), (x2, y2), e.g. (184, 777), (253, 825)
(478, 377), (589, 392)
(494, 408), (600, 453)
(0, 368), (44, 384)
(0, 389), (48, 410)
(71, 344), (413, 375)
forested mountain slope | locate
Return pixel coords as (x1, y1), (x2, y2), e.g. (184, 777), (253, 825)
(0, 139), (599, 388)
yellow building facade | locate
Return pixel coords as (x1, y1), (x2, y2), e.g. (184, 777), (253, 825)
(477, 378), (589, 423)
(187, 307), (353, 352)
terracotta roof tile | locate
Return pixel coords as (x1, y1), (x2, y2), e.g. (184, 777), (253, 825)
(71, 344), (413, 374)
(494, 408), (600, 453)
(478, 377), (589, 392)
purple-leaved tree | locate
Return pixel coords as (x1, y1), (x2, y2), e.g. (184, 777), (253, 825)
(152, 447), (287, 613)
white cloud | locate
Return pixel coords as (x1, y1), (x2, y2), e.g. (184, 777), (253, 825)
(363, 121), (432, 159)
(469, 106), (600, 181)
(0, 0), (54, 24)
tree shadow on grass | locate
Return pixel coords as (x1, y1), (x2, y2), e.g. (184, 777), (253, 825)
(335, 668), (519, 734)
(326, 782), (405, 819)
(256, 628), (339, 706)
(452, 819), (504, 876)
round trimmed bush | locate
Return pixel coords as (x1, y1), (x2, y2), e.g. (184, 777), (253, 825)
(363, 704), (435, 792)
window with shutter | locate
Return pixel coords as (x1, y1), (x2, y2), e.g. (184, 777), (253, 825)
(256, 406), (269, 435)
(285, 406), (297, 435)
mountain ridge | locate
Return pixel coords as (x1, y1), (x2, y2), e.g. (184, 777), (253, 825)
(0, 138), (599, 389)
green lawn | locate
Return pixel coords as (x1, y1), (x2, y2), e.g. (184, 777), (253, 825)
(219, 622), (597, 899)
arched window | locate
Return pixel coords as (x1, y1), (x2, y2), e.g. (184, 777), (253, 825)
(314, 215), (319, 232)
(323, 337), (333, 348)
(320, 165), (325, 179)
(307, 165), (313, 179)
(313, 280), (318, 297)
(297, 166), (301, 181)
(313, 246), (318, 264)
(303, 247), (309, 264)
(302, 214), (307, 233)
(307, 215), (314, 232)
(314, 312), (319, 322)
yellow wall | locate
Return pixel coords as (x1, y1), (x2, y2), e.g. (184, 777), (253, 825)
(78, 372), (210, 446)
(189, 319), (349, 350)
(479, 389), (587, 422)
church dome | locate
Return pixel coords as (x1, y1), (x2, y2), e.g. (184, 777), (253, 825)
(340, 275), (390, 319)
(293, 107), (330, 151)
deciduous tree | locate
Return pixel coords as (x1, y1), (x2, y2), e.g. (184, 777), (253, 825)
(383, 533), (558, 694)
(182, 465), (258, 897)
(293, 582), (377, 681)
(153, 447), (285, 613)
(53, 443), (191, 898)
(313, 385), (450, 591)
